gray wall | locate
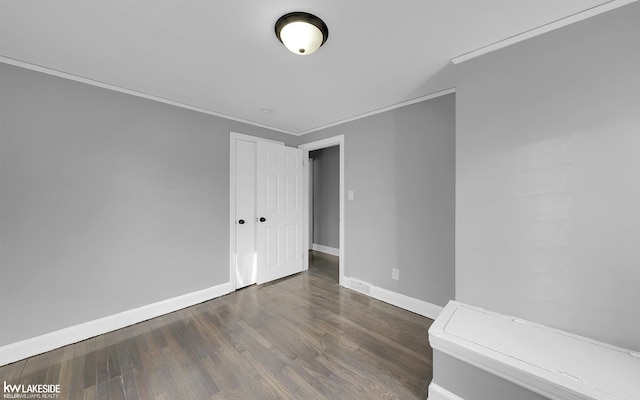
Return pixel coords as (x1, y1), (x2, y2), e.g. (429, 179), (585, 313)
(294, 94), (456, 307)
(310, 146), (339, 249)
(456, 3), (640, 350)
(0, 63), (293, 346)
(432, 351), (548, 400)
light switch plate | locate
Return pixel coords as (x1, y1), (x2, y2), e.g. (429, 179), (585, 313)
(348, 190), (354, 200)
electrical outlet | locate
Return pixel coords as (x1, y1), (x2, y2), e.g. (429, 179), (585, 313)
(392, 268), (400, 280)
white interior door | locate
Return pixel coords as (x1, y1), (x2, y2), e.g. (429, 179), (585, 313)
(256, 141), (304, 284)
(235, 140), (257, 289)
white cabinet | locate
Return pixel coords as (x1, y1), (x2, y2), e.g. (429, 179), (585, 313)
(429, 301), (640, 400)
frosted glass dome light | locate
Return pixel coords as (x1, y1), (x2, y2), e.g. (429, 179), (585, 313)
(275, 12), (328, 56)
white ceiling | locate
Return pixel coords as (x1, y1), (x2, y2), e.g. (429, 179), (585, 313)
(0, 0), (614, 135)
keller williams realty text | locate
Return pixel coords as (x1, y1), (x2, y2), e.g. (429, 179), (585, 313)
(3, 382), (60, 399)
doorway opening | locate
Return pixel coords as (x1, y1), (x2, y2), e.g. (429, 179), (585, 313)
(308, 146), (340, 282)
(299, 135), (345, 287)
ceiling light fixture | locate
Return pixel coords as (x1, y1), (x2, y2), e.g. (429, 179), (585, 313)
(275, 12), (328, 56)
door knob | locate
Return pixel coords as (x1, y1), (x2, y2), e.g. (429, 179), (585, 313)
(259, 217), (266, 222)
(238, 219), (245, 224)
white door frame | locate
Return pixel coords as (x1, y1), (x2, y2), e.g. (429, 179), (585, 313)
(307, 158), (314, 250)
(299, 134), (346, 287)
(229, 132), (284, 290)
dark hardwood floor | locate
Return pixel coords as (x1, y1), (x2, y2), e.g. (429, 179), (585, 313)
(0, 251), (434, 399)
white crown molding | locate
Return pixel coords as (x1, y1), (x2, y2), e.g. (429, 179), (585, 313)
(0, 282), (233, 366)
(451, 0), (638, 64)
(0, 55), (455, 137)
(0, 56), (297, 136)
(297, 88), (456, 136)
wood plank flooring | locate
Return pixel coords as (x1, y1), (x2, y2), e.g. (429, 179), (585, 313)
(0, 252), (434, 399)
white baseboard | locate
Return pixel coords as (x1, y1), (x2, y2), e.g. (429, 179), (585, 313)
(345, 276), (443, 320)
(311, 243), (339, 257)
(371, 285), (444, 320)
(0, 282), (233, 366)
(428, 383), (464, 400)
